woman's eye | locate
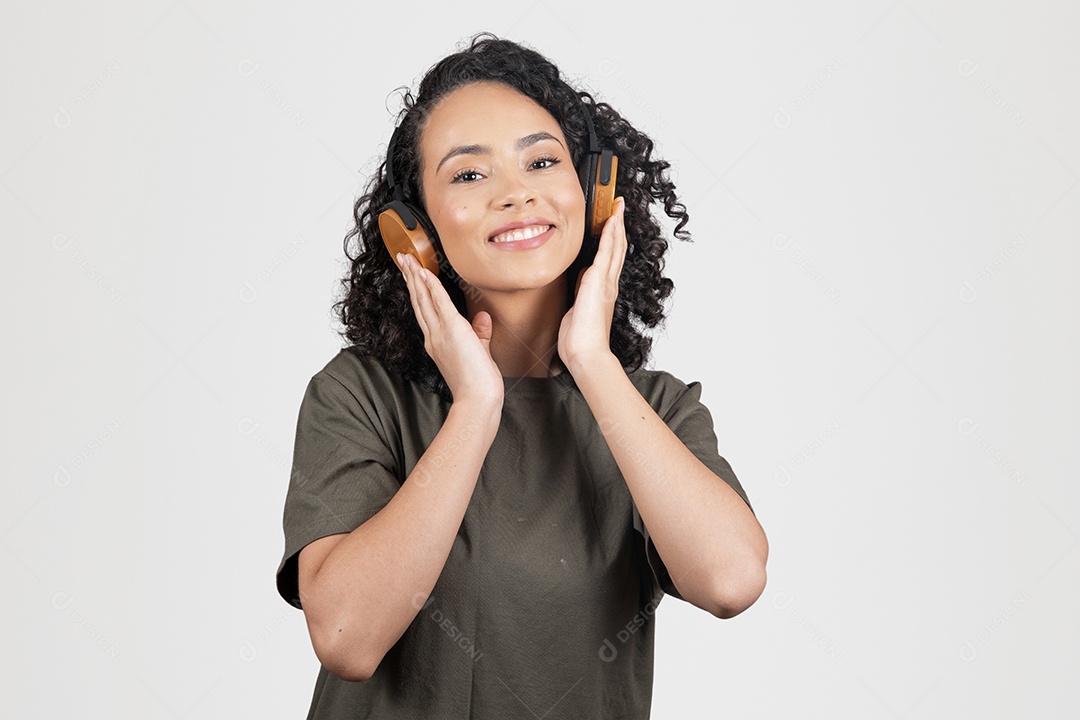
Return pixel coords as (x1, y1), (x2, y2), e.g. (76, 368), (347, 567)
(451, 169), (482, 184)
(532, 155), (561, 170)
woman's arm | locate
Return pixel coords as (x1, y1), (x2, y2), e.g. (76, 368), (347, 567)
(298, 399), (500, 681)
(560, 197), (767, 618)
(300, 248), (505, 681)
(574, 355), (768, 618)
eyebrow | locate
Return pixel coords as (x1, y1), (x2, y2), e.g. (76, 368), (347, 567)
(434, 132), (565, 175)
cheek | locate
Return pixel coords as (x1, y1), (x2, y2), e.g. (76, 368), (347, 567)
(445, 204), (479, 242)
(432, 204), (481, 266)
(428, 200), (459, 236)
(564, 186), (587, 231)
(555, 179), (586, 219)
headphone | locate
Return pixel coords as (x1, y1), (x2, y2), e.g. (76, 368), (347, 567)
(377, 97), (619, 287)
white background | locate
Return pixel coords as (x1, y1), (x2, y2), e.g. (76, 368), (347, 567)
(3, 1), (1078, 717)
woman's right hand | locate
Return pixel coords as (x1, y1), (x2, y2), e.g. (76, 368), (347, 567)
(398, 252), (504, 411)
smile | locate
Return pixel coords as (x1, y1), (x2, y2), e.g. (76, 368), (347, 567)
(489, 224), (552, 243)
(488, 224), (554, 250)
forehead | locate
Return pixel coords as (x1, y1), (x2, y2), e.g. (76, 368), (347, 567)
(420, 82), (565, 154)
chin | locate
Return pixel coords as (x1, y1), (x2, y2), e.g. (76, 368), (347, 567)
(476, 266), (569, 295)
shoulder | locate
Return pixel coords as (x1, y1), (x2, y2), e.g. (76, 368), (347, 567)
(624, 365), (705, 421)
(316, 347), (399, 394)
(309, 346), (447, 419)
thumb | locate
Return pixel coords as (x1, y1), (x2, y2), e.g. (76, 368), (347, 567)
(472, 310), (493, 348)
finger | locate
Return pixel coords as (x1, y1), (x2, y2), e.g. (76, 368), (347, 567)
(574, 267), (586, 298)
(603, 197), (627, 273)
(405, 255), (440, 328)
(413, 260), (457, 321)
(596, 197), (625, 292)
(398, 255), (426, 335)
(596, 202), (618, 269)
(399, 254), (432, 338)
(472, 311), (493, 348)
(609, 197), (628, 284)
(471, 310), (492, 339)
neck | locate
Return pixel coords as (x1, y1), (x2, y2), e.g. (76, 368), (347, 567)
(466, 277), (568, 378)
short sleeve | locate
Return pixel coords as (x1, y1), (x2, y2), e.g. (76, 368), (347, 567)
(275, 370), (403, 609)
(631, 379), (754, 601)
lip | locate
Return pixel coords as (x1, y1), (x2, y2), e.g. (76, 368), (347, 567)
(487, 225), (554, 251)
(490, 216), (557, 253)
(487, 217), (555, 240)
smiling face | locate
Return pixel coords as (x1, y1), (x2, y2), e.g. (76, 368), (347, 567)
(417, 81), (586, 303)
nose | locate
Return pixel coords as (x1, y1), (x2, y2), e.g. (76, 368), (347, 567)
(491, 169), (535, 209)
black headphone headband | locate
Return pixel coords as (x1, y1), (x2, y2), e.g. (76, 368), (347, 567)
(385, 124), (405, 202)
(581, 101), (600, 155)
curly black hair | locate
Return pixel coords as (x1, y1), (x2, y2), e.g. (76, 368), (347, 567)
(332, 32), (692, 402)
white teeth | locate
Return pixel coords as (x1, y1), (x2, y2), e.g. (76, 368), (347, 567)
(490, 224), (551, 243)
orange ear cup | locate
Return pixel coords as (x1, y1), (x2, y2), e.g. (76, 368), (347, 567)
(378, 208), (441, 276)
(590, 154), (618, 237)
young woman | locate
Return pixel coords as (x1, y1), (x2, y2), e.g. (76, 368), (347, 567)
(276, 32), (768, 719)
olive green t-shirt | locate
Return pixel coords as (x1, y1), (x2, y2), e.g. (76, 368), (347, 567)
(276, 347), (753, 719)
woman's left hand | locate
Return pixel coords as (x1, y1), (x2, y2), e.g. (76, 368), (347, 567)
(558, 196), (627, 375)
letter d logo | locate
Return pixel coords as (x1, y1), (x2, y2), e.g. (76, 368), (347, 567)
(774, 105), (792, 130)
(956, 59), (980, 78)
(598, 639), (618, 662)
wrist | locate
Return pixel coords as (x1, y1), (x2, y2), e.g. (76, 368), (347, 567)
(448, 398), (502, 438)
(564, 350), (621, 382)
